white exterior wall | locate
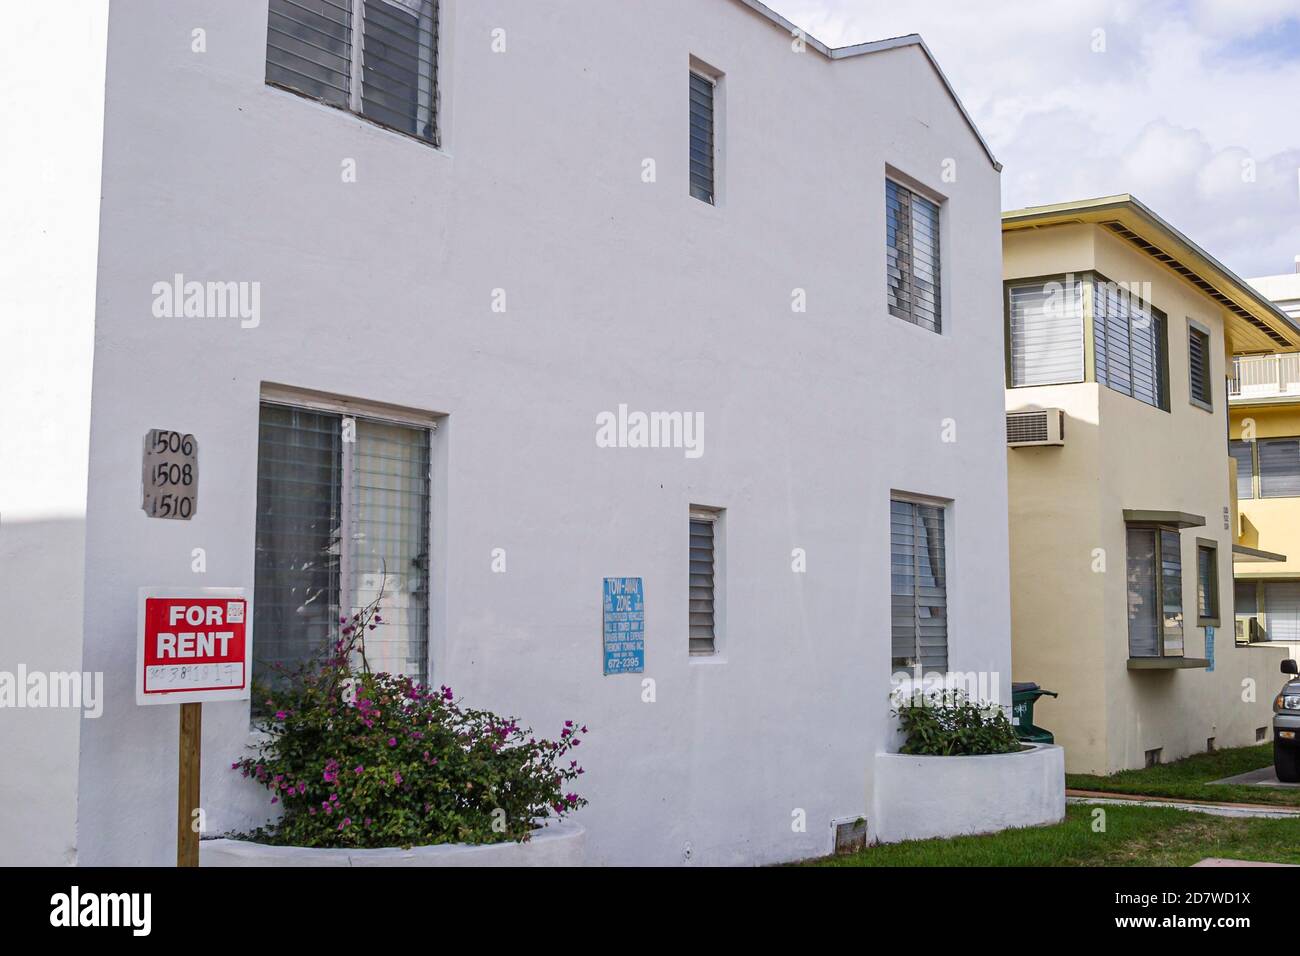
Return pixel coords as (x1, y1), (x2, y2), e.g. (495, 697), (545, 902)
(46, 0), (1007, 866)
(0, 0), (109, 865)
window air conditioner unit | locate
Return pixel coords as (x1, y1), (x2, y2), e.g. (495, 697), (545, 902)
(1006, 409), (1065, 447)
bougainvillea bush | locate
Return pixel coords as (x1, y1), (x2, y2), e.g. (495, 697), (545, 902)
(235, 596), (588, 848)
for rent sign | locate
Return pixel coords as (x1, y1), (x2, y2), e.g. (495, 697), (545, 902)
(136, 588), (251, 705)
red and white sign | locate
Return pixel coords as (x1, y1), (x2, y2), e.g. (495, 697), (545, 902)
(136, 588), (251, 705)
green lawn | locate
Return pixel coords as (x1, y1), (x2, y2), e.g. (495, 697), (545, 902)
(809, 803), (1300, 867)
(1065, 743), (1300, 807)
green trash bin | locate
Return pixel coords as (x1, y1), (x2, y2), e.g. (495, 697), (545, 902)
(1011, 682), (1058, 744)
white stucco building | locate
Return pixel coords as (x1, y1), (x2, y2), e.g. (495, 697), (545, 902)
(2, 0), (1015, 866)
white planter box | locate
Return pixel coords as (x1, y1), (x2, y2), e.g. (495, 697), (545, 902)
(871, 744), (1065, 844)
(200, 821), (585, 867)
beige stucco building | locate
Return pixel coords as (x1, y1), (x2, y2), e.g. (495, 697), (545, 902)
(1228, 267), (1300, 657)
(1003, 196), (1298, 774)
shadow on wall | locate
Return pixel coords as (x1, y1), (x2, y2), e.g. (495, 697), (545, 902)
(0, 516), (87, 865)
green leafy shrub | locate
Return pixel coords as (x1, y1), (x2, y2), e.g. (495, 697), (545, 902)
(234, 593), (587, 848)
(893, 690), (1021, 756)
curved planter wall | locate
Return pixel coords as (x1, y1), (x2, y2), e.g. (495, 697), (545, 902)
(871, 744), (1065, 844)
(201, 821), (585, 867)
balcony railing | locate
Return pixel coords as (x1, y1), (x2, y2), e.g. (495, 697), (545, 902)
(1229, 353), (1300, 400)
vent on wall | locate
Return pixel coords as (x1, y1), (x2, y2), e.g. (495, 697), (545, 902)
(833, 817), (868, 855)
(1006, 409), (1065, 447)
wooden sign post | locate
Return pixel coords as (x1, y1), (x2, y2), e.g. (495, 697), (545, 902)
(177, 702), (202, 867)
(137, 587), (252, 869)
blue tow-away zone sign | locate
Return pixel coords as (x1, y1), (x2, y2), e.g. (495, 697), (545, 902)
(603, 577), (645, 675)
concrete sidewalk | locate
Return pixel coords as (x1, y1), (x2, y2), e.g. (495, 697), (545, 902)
(1066, 790), (1300, 819)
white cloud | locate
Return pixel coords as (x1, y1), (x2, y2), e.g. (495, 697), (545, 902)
(767, 0), (1300, 277)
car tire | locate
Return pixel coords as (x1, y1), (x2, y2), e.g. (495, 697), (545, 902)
(1275, 740), (1300, 783)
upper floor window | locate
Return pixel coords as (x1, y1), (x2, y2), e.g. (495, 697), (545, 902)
(689, 508), (722, 655)
(1007, 272), (1167, 410)
(689, 70), (717, 204)
(886, 180), (942, 333)
(253, 402), (432, 709)
(266, 0), (440, 145)
(1188, 322), (1213, 411)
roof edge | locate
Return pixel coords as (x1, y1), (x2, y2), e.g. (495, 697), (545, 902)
(1002, 194), (1300, 347)
(731, 0), (1001, 172)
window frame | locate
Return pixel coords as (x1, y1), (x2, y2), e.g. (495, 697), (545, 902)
(1003, 270), (1170, 412)
(1125, 523), (1184, 659)
(252, 393), (435, 709)
(265, 0), (442, 148)
(886, 175), (944, 335)
(688, 67), (718, 205)
(1188, 319), (1214, 413)
(1195, 538), (1220, 627)
(889, 493), (950, 675)
(688, 506), (724, 658)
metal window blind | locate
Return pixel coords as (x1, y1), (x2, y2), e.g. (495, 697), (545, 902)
(1259, 437), (1300, 498)
(1197, 546), (1215, 619)
(266, 0), (353, 108)
(253, 406), (343, 699)
(890, 500), (948, 672)
(1008, 278), (1085, 386)
(253, 404), (431, 705)
(361, 0), (439, 143)
(1127, 527), (1184, 657)
(1229, 440), (1254, 500)
(886, 180), (942, 333)
(1160, 529), (1184, 655)
(1094, 279), (1162, 408)
(1189, 326), (1211, 406)
(347, 418), (431, 682)
(1126, 528), (1159, 657)
(689, 516), (716, 653)
(1262, 581), (1300, 642)
(689, 72), (715, 204)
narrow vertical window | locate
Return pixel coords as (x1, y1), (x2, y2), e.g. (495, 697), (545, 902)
(689, 510), (719, 654)
(886, 180), (942, 333)
(890, 498), (948, 672)
(1196, 543), (1218, 623)
(360, 0), (439, 142)
(1188, 323), (1213, 410)
(689, 71), (716, 204)
(253, 403), (431, 709)
(1229, 439), (1254, 500)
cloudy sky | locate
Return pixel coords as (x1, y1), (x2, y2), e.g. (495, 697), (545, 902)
(767, 0), (1300, 280)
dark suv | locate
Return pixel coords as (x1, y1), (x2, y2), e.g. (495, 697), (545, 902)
(1276, 659), (1300, 783)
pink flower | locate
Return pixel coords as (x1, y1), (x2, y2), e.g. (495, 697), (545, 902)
(354, 765), (364, 775)
(388, 737), (397, 747)
(392, 771), (403, 785)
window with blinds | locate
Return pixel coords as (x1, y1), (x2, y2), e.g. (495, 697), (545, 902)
(689, 511), (719, 654)
(886, 180), (942, 333)
(266, 0), (440, 145)
(1188, 325), (1212, 410)
(253, 403), (431, 707)
(1126, 526), (1183, 658)
(1197, 544), (1217, 621)
(1008, 277), (1085, 386)
(1230, 440), (1255, 500)
(890, 498), (948, 673)
(689, 71), (716, 204)
(1094, 279), (1164, 409)
(1259, 437), (1300, 498)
